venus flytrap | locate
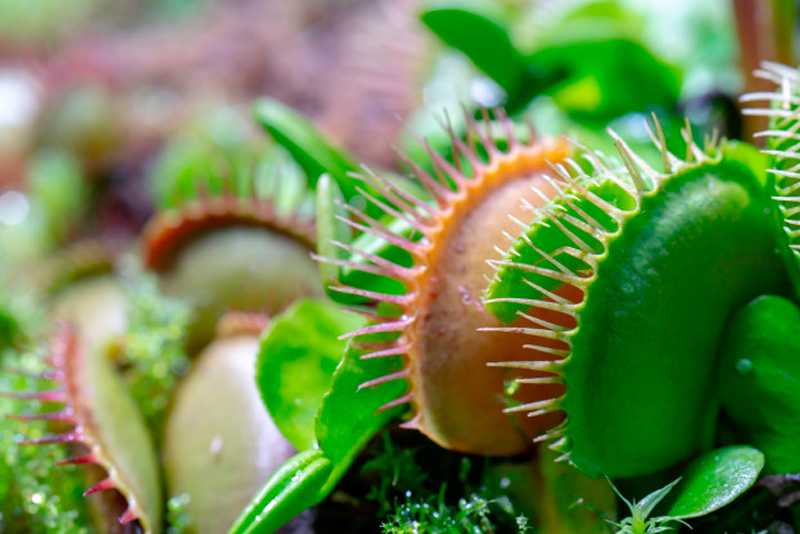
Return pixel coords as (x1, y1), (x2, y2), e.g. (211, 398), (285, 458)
(140, 163), (321, 352)
(324, 110), (572, 456)
(485, 122), (785, 478)
(11, 54), (800, 534)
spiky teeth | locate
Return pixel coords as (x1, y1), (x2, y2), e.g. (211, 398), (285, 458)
(141, 182), (322, 352)
(742, 61), (800, 293)
(330, 110), (575, 456)
(485, 119), (784, 477)
(4, 324), (163, 533)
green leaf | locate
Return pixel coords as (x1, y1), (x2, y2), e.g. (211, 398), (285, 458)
(720, 140), (771, 189)
(27, 149), (89, 245)
(253, 98), (359, 190)
(315, 342), (407, 492)
(228, 449), (332, 534)
(145, 107), (272, 210)
(257, 298), (364, 450)
(536, 446), (617, 533)
(668, 445), (765, 519)
(421, 4), (526, 91)
(315, 176), (412, 304)
(254, 99), (406, 223)
(532, 39), (680, 126)
(234, 331), (406, 534)
(638, 478), (681, 519)
(421, 4), (553, 111)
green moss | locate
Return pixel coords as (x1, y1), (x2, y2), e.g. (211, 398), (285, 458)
(121, 269), (191, 434)
(362, 435), (531, 534)
(0, 347), (93, 534)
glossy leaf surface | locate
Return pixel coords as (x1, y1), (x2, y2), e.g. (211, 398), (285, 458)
(668, 446), (764, 519)
(257, 298), (364, 450)
(233, 325), (405, 534)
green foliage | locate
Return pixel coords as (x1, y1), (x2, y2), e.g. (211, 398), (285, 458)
(531, 38), (680, 125)
(231, 339), (406, 534)
(253, 98), (429, 223)
(122, 268), (191, 433)
(314, 344), (406, 491)
(668, 446), (764, 519)
(315, 174), (353, 290)
(146, 107), (304, 211)
(360, 433), (428, 514)
(166, 493), (192, 534)
(421, 4), (553, 112)
(253, 98), (359, 191)
(257, 298), (363, 450)
(609, 446), (763, 534)
(314, 171), (419, 305)
(719, 295), (800, 474)
(0, 0), (99, 48)
(26, 149), (89, 245)
(421, 0), (681, 124)
(608, 478), (686, 534)
(0, 285), (41, 350)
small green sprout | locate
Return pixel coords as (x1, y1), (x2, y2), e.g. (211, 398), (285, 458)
(607, 478), (689, 534)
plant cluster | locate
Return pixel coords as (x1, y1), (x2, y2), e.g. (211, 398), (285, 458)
(3, 2), (800, 534)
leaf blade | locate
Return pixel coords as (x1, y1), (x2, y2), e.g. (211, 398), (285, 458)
(257, 298), (365, 451)
(668, 445), (765, 520)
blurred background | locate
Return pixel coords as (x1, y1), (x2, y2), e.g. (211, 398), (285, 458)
(0, 2), (798, 533)
(0, 0), (792, 244)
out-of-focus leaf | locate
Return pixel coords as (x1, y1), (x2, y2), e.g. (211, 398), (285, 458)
(533, 39), (680, 125)
(422, 0), (680, 124)
(257, 298), (364, 451)
(315, 174), (352, 289)
(27, 149), (88, 245)
(536, 446), (617, 533)
(421, 5), (527, 96)
(146, 107), (275, 209)
(0, 0), (97, 43)
(421, 4), (564, 111)
(515, 0), (644, 54)
(253, 98), (359, 190)
(668, 446), (764, 519)
(34, 84), (119, 163)
(720, 140), (771, 189)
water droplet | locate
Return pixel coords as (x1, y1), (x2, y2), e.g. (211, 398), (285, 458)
(736, 358), (753, 374)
